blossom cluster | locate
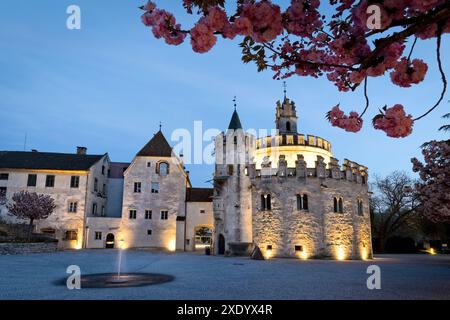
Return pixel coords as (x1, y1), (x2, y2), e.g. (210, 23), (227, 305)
(141, 1), (186, 45)
(327, 105), (363, 133)
(373, 104), (414, 138)
(390, 58), (428, 88)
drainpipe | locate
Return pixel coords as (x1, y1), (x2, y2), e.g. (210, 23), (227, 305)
(184, 178), (188, 252)
(82, 172), (90, 249)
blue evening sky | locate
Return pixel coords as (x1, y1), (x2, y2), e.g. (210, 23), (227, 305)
(0, 1), (448, 187)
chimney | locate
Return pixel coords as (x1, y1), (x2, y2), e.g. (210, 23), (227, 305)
(76, 146), (87, 155)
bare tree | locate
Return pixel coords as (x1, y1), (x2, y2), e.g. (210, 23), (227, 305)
(370, 171), (421, 253)
(6, 191), (56, 241)
(0, 188), (6, 207)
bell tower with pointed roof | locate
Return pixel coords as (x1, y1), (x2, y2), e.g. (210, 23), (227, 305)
(275, 82), (298, 134)
(227, 96), (243, 131)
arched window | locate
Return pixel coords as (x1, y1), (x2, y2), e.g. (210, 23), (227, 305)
(297, 194), (309, 211)
(333, 197), (338, 213)
(338, 197), (344, 213)
(286, 121), (291, 132)
(261, 194), (271, 211)
(157, 162), (169, 176)
(357, 199), (364, 215)
(333, 197), (343, 213)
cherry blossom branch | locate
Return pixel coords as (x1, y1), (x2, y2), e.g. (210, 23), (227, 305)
(414, 30), (447, 121)
(364, 2), (450, 38)
(360, 4), (450, 70)
(262, 43), (358, 71)
(360, 77), (369, 117)
(407, 37), (418, 62)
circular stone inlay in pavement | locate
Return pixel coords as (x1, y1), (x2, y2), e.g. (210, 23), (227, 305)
(59, 273), (175, 288)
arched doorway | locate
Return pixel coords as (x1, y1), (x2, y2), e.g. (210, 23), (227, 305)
(218, 234), (225, 255)
(105, 233), (115, 249)
(194, 225), (213, 251)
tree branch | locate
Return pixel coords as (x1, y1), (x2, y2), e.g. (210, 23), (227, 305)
(414, 29), (447, 121)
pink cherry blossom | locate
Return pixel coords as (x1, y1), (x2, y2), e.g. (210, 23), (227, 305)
(141, 5), (186, 45)
(327, 105), (363, 133)
(190, 23), (216, 53)
(236, 1), (283, 43)
(204, 7), (228, 32)
(373, 104), (414, 138)
(285, 0), (322, 38)
(390, 57), (428, 87)
(351, 1), (393, 31)
(411, 140), (450, 223)
(233, 16), (252, 36)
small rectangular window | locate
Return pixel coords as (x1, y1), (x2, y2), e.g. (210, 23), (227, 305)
(145, 210), (152, 220)
(297, 194), (309, 211)
(64, 230), (78, 241)
(147, 162), (151, 168)
(45, 175), (55, 188)
(200, 209), (206, 214)
(27, 174), (37, 187)
(160, 210), (168, 220)
(101, 206), (105, 216)
(266, 245), (272, 250)
(151, 182), (159, 194)
(70, 176), (80, 188)
(95, 232), (102, 240)
(94, 178), (98, 192)
(129, 210), (137, 219)
(102, 166), (105, 175)
(68, 202), (78, 213)
(134, 182), (142, 193)
(295, 245), (303, 252)
(0, 173), (9, 180)
(261, 194), (271, 211)
(147, 230), (152, 235)
(92, 203), (97, 215)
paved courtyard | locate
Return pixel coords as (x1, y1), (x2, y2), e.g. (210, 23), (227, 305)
(0, 250), (449, 300)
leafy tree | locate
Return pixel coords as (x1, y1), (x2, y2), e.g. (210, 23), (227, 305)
(6, 191), (56, 241)
(139, 0), (449, 137)
(412, 140), (450, 223)
(370, 171), (420, 252)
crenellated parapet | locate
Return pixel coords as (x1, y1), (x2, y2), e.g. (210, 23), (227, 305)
(248, 154), (368, 185)
(256, 134), (332, 152)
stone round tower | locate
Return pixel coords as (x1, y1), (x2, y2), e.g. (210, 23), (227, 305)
(213, 96), (372, 260)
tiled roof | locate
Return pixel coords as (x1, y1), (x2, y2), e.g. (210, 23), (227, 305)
(136, 131), (172, 157)
(186, 188), (213, 202)
(0, 151), (105, 171)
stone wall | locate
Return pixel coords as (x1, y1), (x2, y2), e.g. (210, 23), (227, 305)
(120, 155), (187, 249)
(251, 175), (372, 260)
(185, 201), (214, 251)
(0, 242), (58, 255)
(0, 155), (110, 250)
